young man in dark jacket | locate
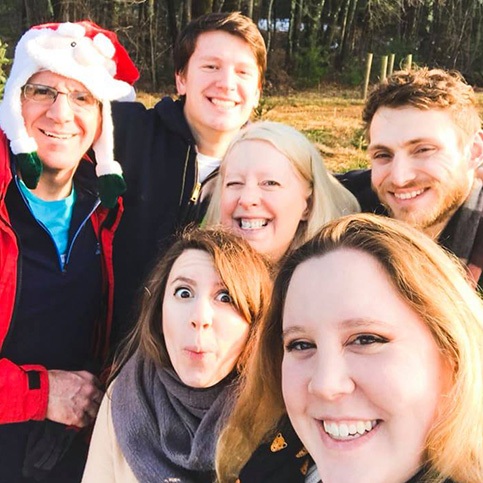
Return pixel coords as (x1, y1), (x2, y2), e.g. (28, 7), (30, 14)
(0, 21), (138, 482)
(111, 12), (267, 343)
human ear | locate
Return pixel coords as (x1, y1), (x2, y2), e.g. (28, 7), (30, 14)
(252, 86), (261, 109)
(175, 70), (187, 96)
(468, 130), (483, 171)
(301, 192), (313, 221)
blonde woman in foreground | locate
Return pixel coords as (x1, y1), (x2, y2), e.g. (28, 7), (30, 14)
(217, 214), (483, 483)
(204, 121), (360, 264)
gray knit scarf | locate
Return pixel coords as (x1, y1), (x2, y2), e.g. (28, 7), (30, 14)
(111, 350), (236, 483)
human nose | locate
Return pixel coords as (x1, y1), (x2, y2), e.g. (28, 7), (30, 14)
(216, 66), (237, 91)
(307, 350), (355, 401)
(389, 152), (416, 186)
(238, 184), (261, 208)
(190, 297), (214, 330)
(45, 92), (75, 122)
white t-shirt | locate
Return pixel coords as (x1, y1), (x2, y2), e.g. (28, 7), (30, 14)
(196, 152), (221, 183)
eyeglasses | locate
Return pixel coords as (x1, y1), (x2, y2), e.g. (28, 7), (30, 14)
(22, 83), (99, 110)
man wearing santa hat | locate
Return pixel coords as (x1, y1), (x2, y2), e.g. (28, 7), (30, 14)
(0, 20), (138, 482)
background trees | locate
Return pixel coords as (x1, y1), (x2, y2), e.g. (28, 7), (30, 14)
(2, 0), (483, 92)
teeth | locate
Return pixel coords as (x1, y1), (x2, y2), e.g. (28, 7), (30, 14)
(211, 98), (236, 109)
(323, 420), (377, 440)
(240, 218), (268, 229)
(43, 131), (75, 139)
(394, 188), (425, 200)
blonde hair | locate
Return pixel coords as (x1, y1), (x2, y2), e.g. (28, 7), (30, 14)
(111, 227), (272, 382)
(216, 214), (483, 483)
(205, 121), (360, 257)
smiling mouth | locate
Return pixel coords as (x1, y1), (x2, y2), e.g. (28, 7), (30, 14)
(322, 419), (379, 440)
(238, 218), (269, 229)
(392, 188), (426, 200)
(210, 98), (237, 109)
(40, 129), (76, 140)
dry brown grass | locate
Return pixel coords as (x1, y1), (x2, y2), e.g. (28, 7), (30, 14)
(257, 91), (366, 173)
(137, 87), (483, 174)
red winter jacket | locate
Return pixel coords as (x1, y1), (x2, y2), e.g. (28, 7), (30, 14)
(0, 131), (123, 423)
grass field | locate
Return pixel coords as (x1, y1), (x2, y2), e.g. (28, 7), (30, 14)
(138, 86), (483, 174)
(255, 88), (367, 173)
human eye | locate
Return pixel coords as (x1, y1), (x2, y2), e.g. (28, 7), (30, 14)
(262, 180), (280, 187)
(203, 63), (218, 71)
(174, 287), (193, 299)
(225, 180), (243, 188)
(414, 145), (435, 155)
(215, 290), (233, 304)
(25, 84), (55, 102)
(71, 91), (97, 107)
(238, 67), (255, 78)
(284, 339), (315, 352)
(370, 150), (392, 163)
(348, 333), (389, 346)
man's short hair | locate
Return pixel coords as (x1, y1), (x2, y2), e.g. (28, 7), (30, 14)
(173, 11), (267, 87)
(363, 68), (481, 144)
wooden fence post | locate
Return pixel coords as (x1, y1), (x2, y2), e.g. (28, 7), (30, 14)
(380, 55), (388, 80)
(388, 53), (395, 76)
(363, 52), (373, 100)
(405, 54), (412, 70)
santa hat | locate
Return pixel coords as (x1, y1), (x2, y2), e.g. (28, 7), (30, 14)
(0, 20), (140, 208)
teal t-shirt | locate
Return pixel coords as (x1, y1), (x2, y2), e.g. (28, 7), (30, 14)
(19, 180), (76, 262)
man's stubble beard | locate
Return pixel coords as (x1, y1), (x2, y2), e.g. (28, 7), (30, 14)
(372, 176), (471, 234)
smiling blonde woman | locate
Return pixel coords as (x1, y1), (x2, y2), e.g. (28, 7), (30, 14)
(216, 214), (483, 483)
(204, 121), (360, 263)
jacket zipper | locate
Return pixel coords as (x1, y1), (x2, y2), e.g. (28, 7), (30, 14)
(179, 145), (192, 207)
(190, 180), (201, 203)
(63, 200), (100, 271)
(190, 162), (220, 204)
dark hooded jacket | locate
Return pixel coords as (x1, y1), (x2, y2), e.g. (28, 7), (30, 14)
(111, 97), (203, 345)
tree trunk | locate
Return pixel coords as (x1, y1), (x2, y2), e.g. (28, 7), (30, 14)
(265, 0), (275, 52)
(222, 0), (241, 11)
(213, 0), (225, 12)
(182, 0), (192, 29)
(165, 0), (179, 49)
(241, 0), (254, 18)
(337, 0), (358, 69)
(286, 0), (297, 66)
(192, 0), (213, 18)
(147, 0), (157, 89)
(23, 0), (53, 26)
